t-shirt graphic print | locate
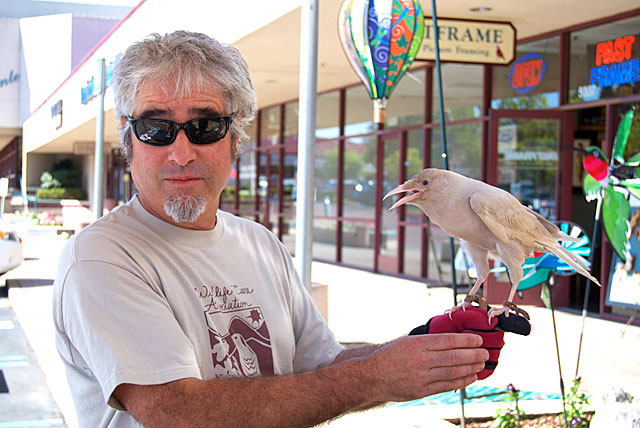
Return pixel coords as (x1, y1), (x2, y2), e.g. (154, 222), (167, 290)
(198, 284), (274, 377)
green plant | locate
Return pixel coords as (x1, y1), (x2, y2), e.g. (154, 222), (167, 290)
(564, 377), (591, 428)
(495, 384), (526, 428)
(36, 187), (87, 200)
(40, 158), (83, 190)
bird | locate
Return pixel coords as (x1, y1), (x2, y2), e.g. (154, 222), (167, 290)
(384, 168), (601, 322)
(230, 333), (260, 377)
(569, 146), (610, 185)
(569, 145), (638, 184)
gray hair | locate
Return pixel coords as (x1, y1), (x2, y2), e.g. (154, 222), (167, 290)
(111, 31), (257, 161)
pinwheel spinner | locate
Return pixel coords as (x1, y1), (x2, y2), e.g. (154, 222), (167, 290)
(573, 108), (640, 263)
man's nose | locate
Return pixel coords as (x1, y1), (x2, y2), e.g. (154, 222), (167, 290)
(167, 130), (196, 166)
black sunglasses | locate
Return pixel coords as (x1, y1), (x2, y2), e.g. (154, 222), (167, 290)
(127, 116), (233, 146)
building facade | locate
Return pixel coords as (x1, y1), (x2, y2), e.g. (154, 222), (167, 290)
(20, 0), (640, 322)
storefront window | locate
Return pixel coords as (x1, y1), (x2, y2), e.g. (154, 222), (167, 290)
(342, 135), (376, 219)
(569, 15), (640, 103)
(431, 122), (483, 180)
(237, 148), (257, 216)
(283, 102), (299, 218)
(492, 37), (560, 110)
(314, 140), (338, 213)
(235, 121), (257, 215)
(284, 102), (298, 138)
(313, 139), (338, 261)
(345, 85), (377, 136)
(341, 220), (374, 270)
(316, 92), (339, 139)
(260, 106), (280, 146)
(497, 117), (558, 220)
(403, 225), (422, 278)
(385, 68), (425, 129)
(433, 64), (483, 121)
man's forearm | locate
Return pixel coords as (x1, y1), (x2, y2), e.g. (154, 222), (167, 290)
(116, 334), (488, 428)
(117, 356), (377, 428)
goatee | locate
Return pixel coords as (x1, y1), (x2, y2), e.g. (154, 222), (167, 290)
(164, 195), (207, 223)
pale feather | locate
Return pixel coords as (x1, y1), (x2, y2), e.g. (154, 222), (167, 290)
(469, 191), (551, 248)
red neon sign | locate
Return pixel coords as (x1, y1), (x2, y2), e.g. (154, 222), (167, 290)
(595, 35), (636, 66)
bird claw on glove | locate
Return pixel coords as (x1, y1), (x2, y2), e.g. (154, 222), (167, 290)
(409, 305), (530, 380)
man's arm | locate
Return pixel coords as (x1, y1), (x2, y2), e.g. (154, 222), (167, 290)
(115, 333), (488, 428)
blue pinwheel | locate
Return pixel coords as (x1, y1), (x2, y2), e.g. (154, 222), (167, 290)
(491, 222), (592, 290)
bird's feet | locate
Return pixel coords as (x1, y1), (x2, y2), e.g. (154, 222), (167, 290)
(446, 294), (488, 318)
(487, 300), (531, 323)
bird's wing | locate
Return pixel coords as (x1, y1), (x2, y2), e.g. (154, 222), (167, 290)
(525, 207), (580, 242)
(468, 191), (542, 246)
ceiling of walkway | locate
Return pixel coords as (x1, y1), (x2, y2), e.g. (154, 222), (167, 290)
(238, 0), (639, 108)
(32, 0), (640, 153)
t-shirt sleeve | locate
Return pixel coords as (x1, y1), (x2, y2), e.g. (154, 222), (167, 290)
(278, 246), (345, 372)
(57, 259), (201, 409)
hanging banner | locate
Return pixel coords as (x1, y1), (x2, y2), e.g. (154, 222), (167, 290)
(415, 17), (516, 65)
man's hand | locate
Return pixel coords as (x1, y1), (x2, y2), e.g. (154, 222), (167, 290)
(409, 305), (530, 380)
(357, 333), (488, 402)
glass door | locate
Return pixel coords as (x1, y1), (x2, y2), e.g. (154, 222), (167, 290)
(489, 109), (573, 221)
(487, 109), (573, 305)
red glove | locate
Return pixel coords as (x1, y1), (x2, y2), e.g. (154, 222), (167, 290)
(409, 306), (530, 380)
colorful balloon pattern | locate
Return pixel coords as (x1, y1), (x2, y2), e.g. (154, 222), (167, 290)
(338, 0), (425, 123)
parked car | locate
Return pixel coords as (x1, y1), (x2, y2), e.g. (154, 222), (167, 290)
(0, 229), (23, 275)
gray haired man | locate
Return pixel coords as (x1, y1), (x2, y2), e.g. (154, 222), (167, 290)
(53, 31), (488, 427)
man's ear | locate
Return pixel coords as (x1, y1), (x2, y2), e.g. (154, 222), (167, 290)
(120, 117), (128, 127)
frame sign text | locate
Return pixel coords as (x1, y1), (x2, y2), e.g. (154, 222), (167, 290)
(415, 18), (516, 65)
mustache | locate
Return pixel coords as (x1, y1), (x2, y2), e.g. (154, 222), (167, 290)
(159, 165), (210, 179)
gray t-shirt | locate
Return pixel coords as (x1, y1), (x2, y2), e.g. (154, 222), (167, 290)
(53, 196), (344, 427)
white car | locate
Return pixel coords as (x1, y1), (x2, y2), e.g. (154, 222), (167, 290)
(0, 230), (23, 275)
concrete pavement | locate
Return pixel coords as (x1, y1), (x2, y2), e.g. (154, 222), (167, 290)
(1, 226), (640, 427)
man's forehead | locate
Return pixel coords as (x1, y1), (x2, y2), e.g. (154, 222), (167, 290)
(134, 78), (225, 114)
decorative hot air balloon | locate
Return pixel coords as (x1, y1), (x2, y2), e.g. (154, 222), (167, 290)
(338, 0), (425, 123)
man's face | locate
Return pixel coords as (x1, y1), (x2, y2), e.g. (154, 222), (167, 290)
(127, 80), (234, 230)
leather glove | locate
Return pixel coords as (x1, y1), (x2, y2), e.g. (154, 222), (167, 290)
(409, 305), (530, 380)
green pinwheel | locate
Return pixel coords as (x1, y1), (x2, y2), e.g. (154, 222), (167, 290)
(572, 108), (639, 263)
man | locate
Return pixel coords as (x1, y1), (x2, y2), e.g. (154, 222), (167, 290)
(53, 31), (488, 427)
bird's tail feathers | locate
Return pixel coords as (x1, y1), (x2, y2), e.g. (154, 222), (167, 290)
(547, 244), (601, 286)
(556, 231), (581, 243)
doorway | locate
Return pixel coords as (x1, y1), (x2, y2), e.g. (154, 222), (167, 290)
(486, 109), (574, 306)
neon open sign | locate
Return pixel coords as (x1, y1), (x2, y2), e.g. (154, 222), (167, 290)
(509, 52), (546, 94)
(590, 35), (639, 88)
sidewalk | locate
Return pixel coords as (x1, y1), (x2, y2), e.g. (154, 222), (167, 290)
(2, 228), (640, 427)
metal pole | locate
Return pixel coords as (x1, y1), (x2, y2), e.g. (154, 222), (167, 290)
(575, 196), (601, 378)
(295, 0), (319, 292)
(93, 58), (106, 221)
(429, 1), (464, 425)
(548, 278), (570, 428)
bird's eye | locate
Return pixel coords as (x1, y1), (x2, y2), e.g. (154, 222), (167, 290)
(422, 179), (429, 186)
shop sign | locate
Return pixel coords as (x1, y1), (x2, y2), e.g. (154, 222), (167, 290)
(51, 99), (62, 130)
(0, 69), (19, 89)
(415, 18), (515, 65)
(80, 58), (115, 105)
(503, 151), (557, 162)
(509, 52), (546, 94)
(589, 35), (639, 88)
(73, 142), (118, 155)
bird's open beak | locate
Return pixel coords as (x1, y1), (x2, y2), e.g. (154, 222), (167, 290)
(564, 146), (587, 155)
(384, 183), (419, 210)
